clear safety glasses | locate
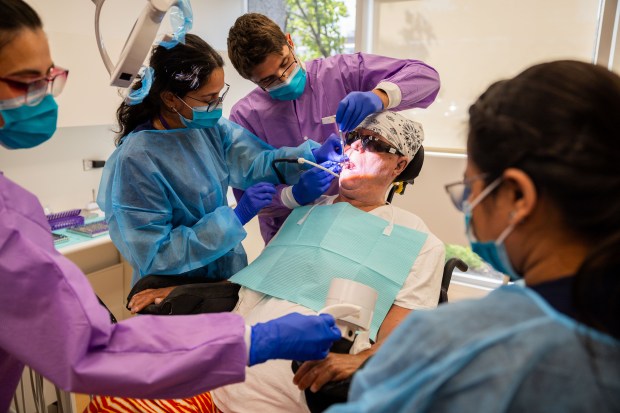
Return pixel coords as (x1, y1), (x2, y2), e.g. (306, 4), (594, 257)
(444, 173), (505, 212)
(0, 66), (68, 110)
(256, 46), (298, 91)
(345, 130), (402, 156)
(184, 83), (230, 112)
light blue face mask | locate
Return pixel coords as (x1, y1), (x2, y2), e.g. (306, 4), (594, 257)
(0, 95), (58, 149)
(266, 64), (307, 101)
(464, 177), (520, 280)
(175, 97), (222, 129)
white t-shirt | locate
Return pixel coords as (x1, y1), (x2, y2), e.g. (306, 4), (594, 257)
(213, 195), (445, 413)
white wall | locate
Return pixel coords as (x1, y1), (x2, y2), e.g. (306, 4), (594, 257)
(370, 0), (601, 151)
(392, 153), (467, 246)
(0, 125), (116, 212)
(22, 0), (248, 127)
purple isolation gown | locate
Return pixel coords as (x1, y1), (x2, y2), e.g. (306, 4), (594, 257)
(0, 173), (247, 412)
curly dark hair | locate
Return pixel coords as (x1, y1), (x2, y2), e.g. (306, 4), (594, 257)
(114, 34), (224, 145)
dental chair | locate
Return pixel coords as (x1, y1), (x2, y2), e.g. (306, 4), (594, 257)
(386, 145), (425, 203)
(127, 275), (240, 315)
(97, 295), (118, 323)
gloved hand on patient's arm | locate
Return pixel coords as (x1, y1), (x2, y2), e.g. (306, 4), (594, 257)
(249, 313), (341, 366)
(292, 161), (340, 205)
(234, 182), (277, 225)
(312, 134), (345, 163)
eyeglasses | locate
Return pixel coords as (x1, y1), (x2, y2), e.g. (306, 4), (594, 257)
(184, 83), (230, 112)
(444, 173), (501, 212)
(0, 66), (68, 110)
(345, 130), (402, 155)
(256, 47), (298, 90)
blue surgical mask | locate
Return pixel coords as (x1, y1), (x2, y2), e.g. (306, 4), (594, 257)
(463, 177), (520, 280)
(0, 95), (58, 149)
(266, 64), (307, 101)
(175, 98), (222, 129)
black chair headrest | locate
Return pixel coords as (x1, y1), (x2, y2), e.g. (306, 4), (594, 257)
(386, 146), (424, 204)
(395, 145), (424, 184)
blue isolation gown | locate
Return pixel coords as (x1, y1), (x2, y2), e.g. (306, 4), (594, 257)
(326, 284), (620, 413)
(98, 118), (318, 284)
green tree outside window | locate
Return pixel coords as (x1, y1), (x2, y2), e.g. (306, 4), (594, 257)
(284, 0), (349, 60)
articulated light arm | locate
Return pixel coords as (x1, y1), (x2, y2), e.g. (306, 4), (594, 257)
(92, 0), (177, 87)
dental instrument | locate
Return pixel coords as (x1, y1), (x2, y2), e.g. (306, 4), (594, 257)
(321, 115), (345, 155)
(297, 158), (340, 178)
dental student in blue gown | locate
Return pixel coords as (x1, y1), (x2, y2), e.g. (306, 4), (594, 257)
(327, 60), (620, 413)
(98, 33), (343, 290)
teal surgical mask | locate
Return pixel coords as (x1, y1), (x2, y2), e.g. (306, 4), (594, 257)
(463, 177), (520, 279)
(266, 64), (307, 101)
(0, 95), (58, 149)
(175, 96), (222, 129)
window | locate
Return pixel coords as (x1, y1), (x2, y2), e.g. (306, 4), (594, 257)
(248, 0), (358, 61)
(362, 0), (606, 151)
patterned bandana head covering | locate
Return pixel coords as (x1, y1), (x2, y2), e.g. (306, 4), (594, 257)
(357, 111), (424, 161)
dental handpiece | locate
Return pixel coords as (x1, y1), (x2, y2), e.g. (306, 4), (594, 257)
(298, 158), (340, 178)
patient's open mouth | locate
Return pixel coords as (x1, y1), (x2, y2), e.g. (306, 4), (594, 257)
(342, 161), (355, 170)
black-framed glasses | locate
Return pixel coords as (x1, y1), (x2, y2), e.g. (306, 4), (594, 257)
(257, 47), (298, 91)
(0, 66), (68, 110)
(345, 130), (402, 155)
(444, 173), (493, 212)
(185, 83), (230, 112)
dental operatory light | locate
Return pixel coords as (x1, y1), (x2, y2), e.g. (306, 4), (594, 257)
(92, 0), (177, 88)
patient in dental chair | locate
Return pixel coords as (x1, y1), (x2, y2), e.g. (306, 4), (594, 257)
(89, 112), (444, 413)
(212, 111), (444, 413)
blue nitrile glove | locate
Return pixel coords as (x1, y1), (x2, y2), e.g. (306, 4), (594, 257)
(336, 91), (384, 132)
(292, 161), (339, 205)
(234, 182), (277, 226)
(249, 313), (341, 366)
(311, 133), (344, 163)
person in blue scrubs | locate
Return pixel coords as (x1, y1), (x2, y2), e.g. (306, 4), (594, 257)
(98, 33), (342, 289)
(326, 60), (620, 412)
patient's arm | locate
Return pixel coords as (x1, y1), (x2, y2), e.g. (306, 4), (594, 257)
(293, 304), (411, 392)
(128, 286), (177, 314)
